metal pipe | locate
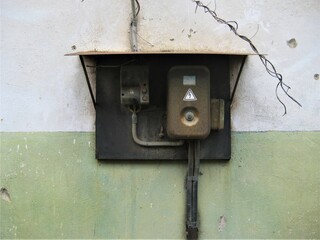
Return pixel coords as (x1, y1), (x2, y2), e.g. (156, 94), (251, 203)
(130, 0), (136, 23)
(130, 0), (138, 52)
(131, 112), (184, 147)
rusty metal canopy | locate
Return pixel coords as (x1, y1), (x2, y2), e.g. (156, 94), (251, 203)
(67, 51), (252, 160)
(65, 50), (258, 56)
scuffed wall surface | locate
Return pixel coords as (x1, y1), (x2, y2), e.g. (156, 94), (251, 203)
(1, 132), (319, 238)
(1, 1), (319, 239)
(0, 0), (319, 131)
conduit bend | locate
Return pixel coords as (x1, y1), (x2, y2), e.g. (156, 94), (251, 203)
(131, 112), (185, 147)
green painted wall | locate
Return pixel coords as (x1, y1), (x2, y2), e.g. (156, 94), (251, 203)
(1, 132), (319, 239)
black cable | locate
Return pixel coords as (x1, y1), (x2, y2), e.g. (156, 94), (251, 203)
(186, 140), (200, 240)
(135, 0), (140, 16)
(192, 0), (302, 115)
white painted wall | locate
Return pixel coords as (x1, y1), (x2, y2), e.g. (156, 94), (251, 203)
(1, 0), (319, 132)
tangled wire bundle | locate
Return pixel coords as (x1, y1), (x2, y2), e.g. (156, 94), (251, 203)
(191, 0), (301, 115)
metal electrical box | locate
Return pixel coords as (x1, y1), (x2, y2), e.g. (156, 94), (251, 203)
(95, 54), (231, 160)
(167, 66), (211, 139)
(64, 52), (251, 160)
(120, 66), (149, 105)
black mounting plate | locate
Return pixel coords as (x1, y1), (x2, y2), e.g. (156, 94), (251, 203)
(96, 54), (231, 160)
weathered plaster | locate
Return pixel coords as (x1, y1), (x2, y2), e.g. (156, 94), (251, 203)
(1, 132), (319, 238)
(0, 0), (319, 131)
(1, 2), (319, 238)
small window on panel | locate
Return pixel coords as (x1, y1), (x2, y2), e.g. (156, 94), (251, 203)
(183, 75), (196, 86)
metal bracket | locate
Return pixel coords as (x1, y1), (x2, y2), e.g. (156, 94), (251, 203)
(230, 55), (247, 105)
(79, 55), (96, 109)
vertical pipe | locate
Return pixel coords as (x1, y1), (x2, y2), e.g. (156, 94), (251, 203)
(186, 140), (200, 240)
(131, 0), (136, 23)
(187, 142), (194, 229)
(130, 0), (138, 52)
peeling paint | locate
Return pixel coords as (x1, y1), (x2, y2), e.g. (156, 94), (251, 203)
(218, 215), (227, 232)
(287, 38), (298, 48)
(1, 188), (12, 203)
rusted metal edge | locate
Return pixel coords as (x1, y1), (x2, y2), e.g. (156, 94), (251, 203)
(65, 51), (263, 56)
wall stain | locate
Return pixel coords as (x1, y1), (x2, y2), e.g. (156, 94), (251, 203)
(187, 28), (196, 39)
(218, 215), (227, 232)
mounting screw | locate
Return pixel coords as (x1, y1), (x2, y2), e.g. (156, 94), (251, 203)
(185, 111), (194, 121)
(142, 87), (148, 94)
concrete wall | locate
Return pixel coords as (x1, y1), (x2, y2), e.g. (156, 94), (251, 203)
(1, 132), (319, 239)
(1, 0), (319, 132)
(1, 0), (319, 239)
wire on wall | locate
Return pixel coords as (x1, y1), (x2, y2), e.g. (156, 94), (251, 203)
(191, 0), (302, 115)
(130, 0), (139, 51)
(135, 0), (140, 16)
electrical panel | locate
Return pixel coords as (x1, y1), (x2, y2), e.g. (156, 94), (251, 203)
(167, 66), (211, 139)
(94, 53), (231, 160)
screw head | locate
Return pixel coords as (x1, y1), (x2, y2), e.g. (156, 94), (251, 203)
(185, 111), (194, 121)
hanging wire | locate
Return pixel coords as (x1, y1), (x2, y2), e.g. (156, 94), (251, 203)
(192, 0), (302, 115)
(135, 0), (140, 16)
(130, 0), (139, 51)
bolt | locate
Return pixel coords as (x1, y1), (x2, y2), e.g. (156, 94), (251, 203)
(142, 95), (148, 101)
(185, 111), (194, 121)
(142, 88), (148, 94)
